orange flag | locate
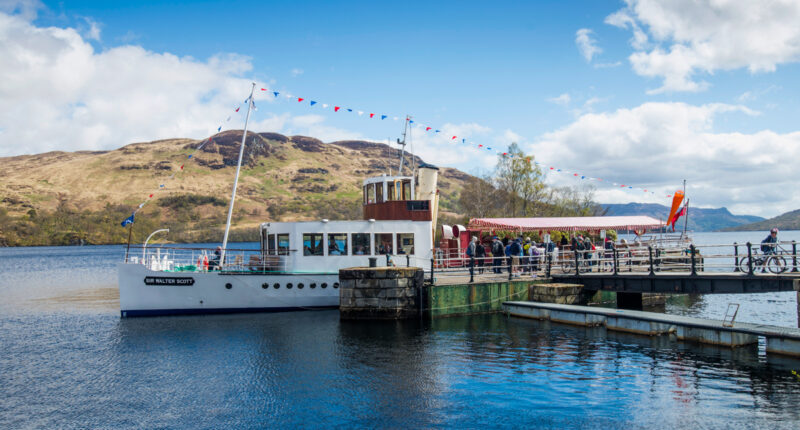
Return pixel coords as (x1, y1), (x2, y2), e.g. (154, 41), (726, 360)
(666, 190), (685, 226)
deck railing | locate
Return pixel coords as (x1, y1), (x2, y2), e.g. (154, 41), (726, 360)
(426, 240), (800, 283)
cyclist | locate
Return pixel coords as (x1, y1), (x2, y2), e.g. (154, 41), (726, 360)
(761, 228), (779, 255)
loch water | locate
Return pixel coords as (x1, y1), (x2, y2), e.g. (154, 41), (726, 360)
(1, 233), (800, 428)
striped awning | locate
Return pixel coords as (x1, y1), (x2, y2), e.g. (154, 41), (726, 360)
(468, 216), (665, 232)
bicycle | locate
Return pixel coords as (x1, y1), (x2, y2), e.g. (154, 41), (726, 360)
(738, 247), (788, 274)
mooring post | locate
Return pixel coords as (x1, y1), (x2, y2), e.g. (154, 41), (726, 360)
(648, 245), (655, 276)
(574, 248), (580, 276)
(430, 258), (435, 284)
(792, 240), (798, 273)
(546, 253), (552, 278)
(509, 257), (513, 281)
(690, 244), (697, 276)
(469, 256), (475, 283)
(386, 254), (390, 266)
(746, 242), (754, 275)
(613, 245), (618, 275)
(406, 255), (410, 267)
(733, 242), (740, 272)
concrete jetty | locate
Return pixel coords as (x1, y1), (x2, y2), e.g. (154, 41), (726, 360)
(503, 301), (800, 357)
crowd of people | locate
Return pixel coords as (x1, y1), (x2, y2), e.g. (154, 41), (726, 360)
(464, 232), (649, 277)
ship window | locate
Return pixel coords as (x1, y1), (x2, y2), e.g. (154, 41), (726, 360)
(388, 182), (396, 201)
(397, 233), (415, 255)
(328, 233), (348, 256)
(375, 233), (393, 255)
(366, 183), (376, 204)
(267, 234), (276, 255)
(303, 234), (324, 256)
(376, 182), (384, 203)
(277, 234), (290, 255)
(402, 180), (411, 200)
(352, 233), (370, 255)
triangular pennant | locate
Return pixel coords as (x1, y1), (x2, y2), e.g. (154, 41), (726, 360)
(298, 97), (304, 102)
(381, 115), (387, 120)
(310, 101), (317, 106)
(369, 113), (374, 118)
(273, 92), (279, 97)
(235, 107), (240, 112)
(334, 106), (340, 112)
(426, 127), (431, 131)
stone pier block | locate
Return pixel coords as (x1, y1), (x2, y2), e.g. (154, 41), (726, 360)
(528, 283), (585, 305)
(340, 267), (425, 320)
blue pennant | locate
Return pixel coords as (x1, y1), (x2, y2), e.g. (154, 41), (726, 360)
(273, 91), (279, 97)
(310, 101), (317, 106)
(381, 115), (387, 120)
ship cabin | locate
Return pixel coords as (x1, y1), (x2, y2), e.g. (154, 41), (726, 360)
(258, 165), (439, 274)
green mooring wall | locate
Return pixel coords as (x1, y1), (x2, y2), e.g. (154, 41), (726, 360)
(425, 281), (619, 318)
(426, 280), (542, 318)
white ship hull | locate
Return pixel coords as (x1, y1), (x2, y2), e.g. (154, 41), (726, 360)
(118, 263), (340, 317)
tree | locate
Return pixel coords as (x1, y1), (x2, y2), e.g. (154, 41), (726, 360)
(494, 143), (547, 217)
(457, 170), (506, 219)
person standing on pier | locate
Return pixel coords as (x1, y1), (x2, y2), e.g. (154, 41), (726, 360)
(491, 237), (504, 274)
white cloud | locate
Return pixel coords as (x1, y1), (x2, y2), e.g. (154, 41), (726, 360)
(607, 0), (800, 93)
(0, 12), (363, 157)
(575, 28), (601, 62)
(530, 102), (797, 217)
(291, 68), (304, 77)
(547, 93), (571, 106)
(0, 0), (42, 21)
(82, 17), (101, 41)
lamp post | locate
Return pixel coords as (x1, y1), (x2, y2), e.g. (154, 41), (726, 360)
(142, 228), (169, 264)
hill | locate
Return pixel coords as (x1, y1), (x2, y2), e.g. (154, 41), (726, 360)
(603, 203), (763, 232)
(0, 131), (472, 246)
(722, 209), (800, 232)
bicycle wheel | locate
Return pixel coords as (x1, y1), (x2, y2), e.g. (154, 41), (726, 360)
(767, 255), (788, 274)
(738, 257), (752, 273)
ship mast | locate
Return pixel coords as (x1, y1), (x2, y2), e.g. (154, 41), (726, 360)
(397, 115), (410, 175)
(220, 82), (256, 266)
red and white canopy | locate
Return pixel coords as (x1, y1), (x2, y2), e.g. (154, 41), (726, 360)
(468, 216), (664, 232)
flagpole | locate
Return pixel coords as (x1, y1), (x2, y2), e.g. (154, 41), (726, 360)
(683, 198), (690, 238)
(220, 82), (257, 267)
(124, 223), (133, 263)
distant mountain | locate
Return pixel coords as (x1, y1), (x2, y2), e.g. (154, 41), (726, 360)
(722, 209), (800, 232)
(603, 203), (764, 232)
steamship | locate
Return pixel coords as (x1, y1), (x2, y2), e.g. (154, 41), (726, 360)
(117, 84), (439, 317)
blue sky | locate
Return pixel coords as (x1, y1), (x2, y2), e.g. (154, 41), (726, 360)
(2, 0), (800, 217)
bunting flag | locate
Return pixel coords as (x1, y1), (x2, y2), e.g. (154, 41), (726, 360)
(252, 84), (672, 198)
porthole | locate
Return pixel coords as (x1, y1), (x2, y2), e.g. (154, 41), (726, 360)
(298, 283), (304, 289)
(273, 283), (280, 289)
(333, 282), (339, 289)
(262, 283), (268, 289)
(286, 283), (293, 289)
(310, 283), (317, 289)
(321, 283), (328, 289)
(225, 283), (232, 290)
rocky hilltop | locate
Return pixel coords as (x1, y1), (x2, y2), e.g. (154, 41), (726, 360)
(0, 131), (471, 245)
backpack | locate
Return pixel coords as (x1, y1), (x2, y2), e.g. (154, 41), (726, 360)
(492, 241), (504, 255)
(466, 243), (474, 257)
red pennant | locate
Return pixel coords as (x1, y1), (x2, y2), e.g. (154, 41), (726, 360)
(235, 107), (240, 112)
(369, 113), (374, 118)
(451, 136), (457, 140)
(503, 152), (507, 156)
(260, 88), (267, 91)
(574, 173), (578, 176)
(334, 106), (340, 112)
(620, 184), (625, 187)
(298, 98), (304, 102)
(426, 127), (431, 131)
(180, 164), (184, 170)
(550, 167), (554, 170)
(478, 144), (483, 147)
(149, 194), (153, 198)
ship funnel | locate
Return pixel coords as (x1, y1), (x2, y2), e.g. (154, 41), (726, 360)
(417, 163), (439, 202)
